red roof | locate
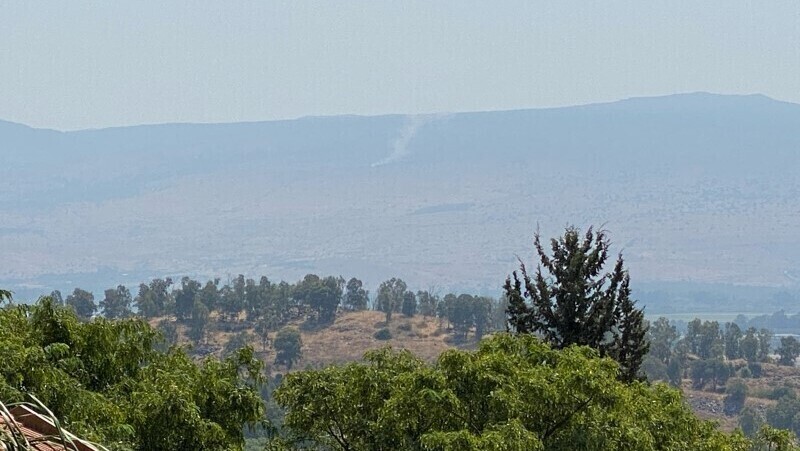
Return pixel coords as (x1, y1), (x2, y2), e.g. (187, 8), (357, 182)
(0, 405), (101, 451)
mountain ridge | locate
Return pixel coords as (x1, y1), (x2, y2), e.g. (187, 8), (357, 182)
(2, 92), (800, 302)
(1, 91), (793, 132)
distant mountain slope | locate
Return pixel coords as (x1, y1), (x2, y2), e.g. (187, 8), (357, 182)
(2, 93), (800, 302)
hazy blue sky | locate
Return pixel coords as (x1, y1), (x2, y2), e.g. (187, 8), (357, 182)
(2, 1), (799, 130)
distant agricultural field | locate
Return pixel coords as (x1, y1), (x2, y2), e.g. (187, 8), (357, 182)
(647, 312), (763, 323)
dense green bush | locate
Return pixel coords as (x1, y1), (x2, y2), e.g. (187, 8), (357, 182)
(739, 366), (752, 378)
(724, 379), (748, 415)
(374, 328), (392, 340)
(274, 334), (752, 450)
(0, 296), (265, 450)
(748, 361), (763, 378)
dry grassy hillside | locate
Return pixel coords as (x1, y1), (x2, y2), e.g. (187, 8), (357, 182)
(682, 360), (800, 431)
(154, 310), (467, 372)
(153, 311), (800, 433)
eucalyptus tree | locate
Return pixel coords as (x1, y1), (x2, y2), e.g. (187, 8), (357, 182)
(174, 277), (202, 321)
(416, 290), (439, 317)
(134, 278), (174, 318)
(294, 274), (342, 324)
(66, 288), (97, 320)
(401, 291), (417, 317)
(344, 277), (369, 311)
(376, 278), (410, 324)
(648, 317), (678, 365)
(274, 327), (302, 369)
(778, 336), (800, 366)
(100, 284), (133, 319)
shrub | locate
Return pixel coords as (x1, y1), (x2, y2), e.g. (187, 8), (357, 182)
(724, 379), (748, 415)
(374, 328), (392, 340)
(739, 406), (762, 437)
(768, 386), (796, 401)
(748, 362), (762, 378)
(274, 334), (750, 450)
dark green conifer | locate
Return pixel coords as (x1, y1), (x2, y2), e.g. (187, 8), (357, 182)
(504, 226), (650, 382)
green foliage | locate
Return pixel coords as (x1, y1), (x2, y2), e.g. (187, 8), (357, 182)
(274, 334), (749, 450)
(741, 328), (760, 362)
(344, 278), (369, 311)
(738, 406), (762, 437)
(187, 300), (210, 344)
(99, 284), (133, 319)
(376, 278), (410, 324)
(666, 358), (683, 387)
(156, 318), (178, 349)
(748, 361), (763, 378)
(685, 319), (724, 360)
(739, 366), (752, 379)
(133, 278), (173, 318)
(755, 425), (800, 450)
(129, 347), (266, 450)
(766, 393), (800, 437)
(778, 336), (800, 366)
(417, 290), (439, 317)
(690, 358), (733, 390)
(374, 328), (392, 340)
(66, 288), (96, 320)
(175, 276), (202, 322)
(224, 331), (252, 357)
(198, 278), (221, 312)
(293, 274), (342, 324)
(648, 317), (678, 364)
(724, 322), (743, 360)
(642, 354), (668, 382)
(724, 379), (748, 415)
(401, 291), (417, 317)
(442, 294), (493, 341)
(504, 226), (649, 382)
(768, 387), (797, 401)
(218, 275), (246, 322)
(0, 296), (265, 450)
(274, 327), (302, 369)
(255, 314), (277, 351)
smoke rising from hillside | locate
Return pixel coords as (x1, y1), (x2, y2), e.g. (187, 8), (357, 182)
(371, 114), (445, 167)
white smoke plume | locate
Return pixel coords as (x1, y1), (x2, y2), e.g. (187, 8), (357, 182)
(371, 114), (446, 167)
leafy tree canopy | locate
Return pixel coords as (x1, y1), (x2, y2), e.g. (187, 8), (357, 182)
(778, 336), (800, 367)
(293, 274), (343, 324)
(274, 326), (302, 369)
(376, 278), (410, 324)
(0, 296), (265, 450)
(274, 334), (749, 450)
(344, 277), (369, 311)
(65, 287), (96, 320)
(100, 284), (133, 319)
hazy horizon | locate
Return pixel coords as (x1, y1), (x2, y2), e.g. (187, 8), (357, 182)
(0, 91), (790, 132)
(4, 1), (800, 130)
(4, 92), (800, 311)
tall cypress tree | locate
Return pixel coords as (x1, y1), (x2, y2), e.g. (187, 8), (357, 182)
(504, 226), (649, 382)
